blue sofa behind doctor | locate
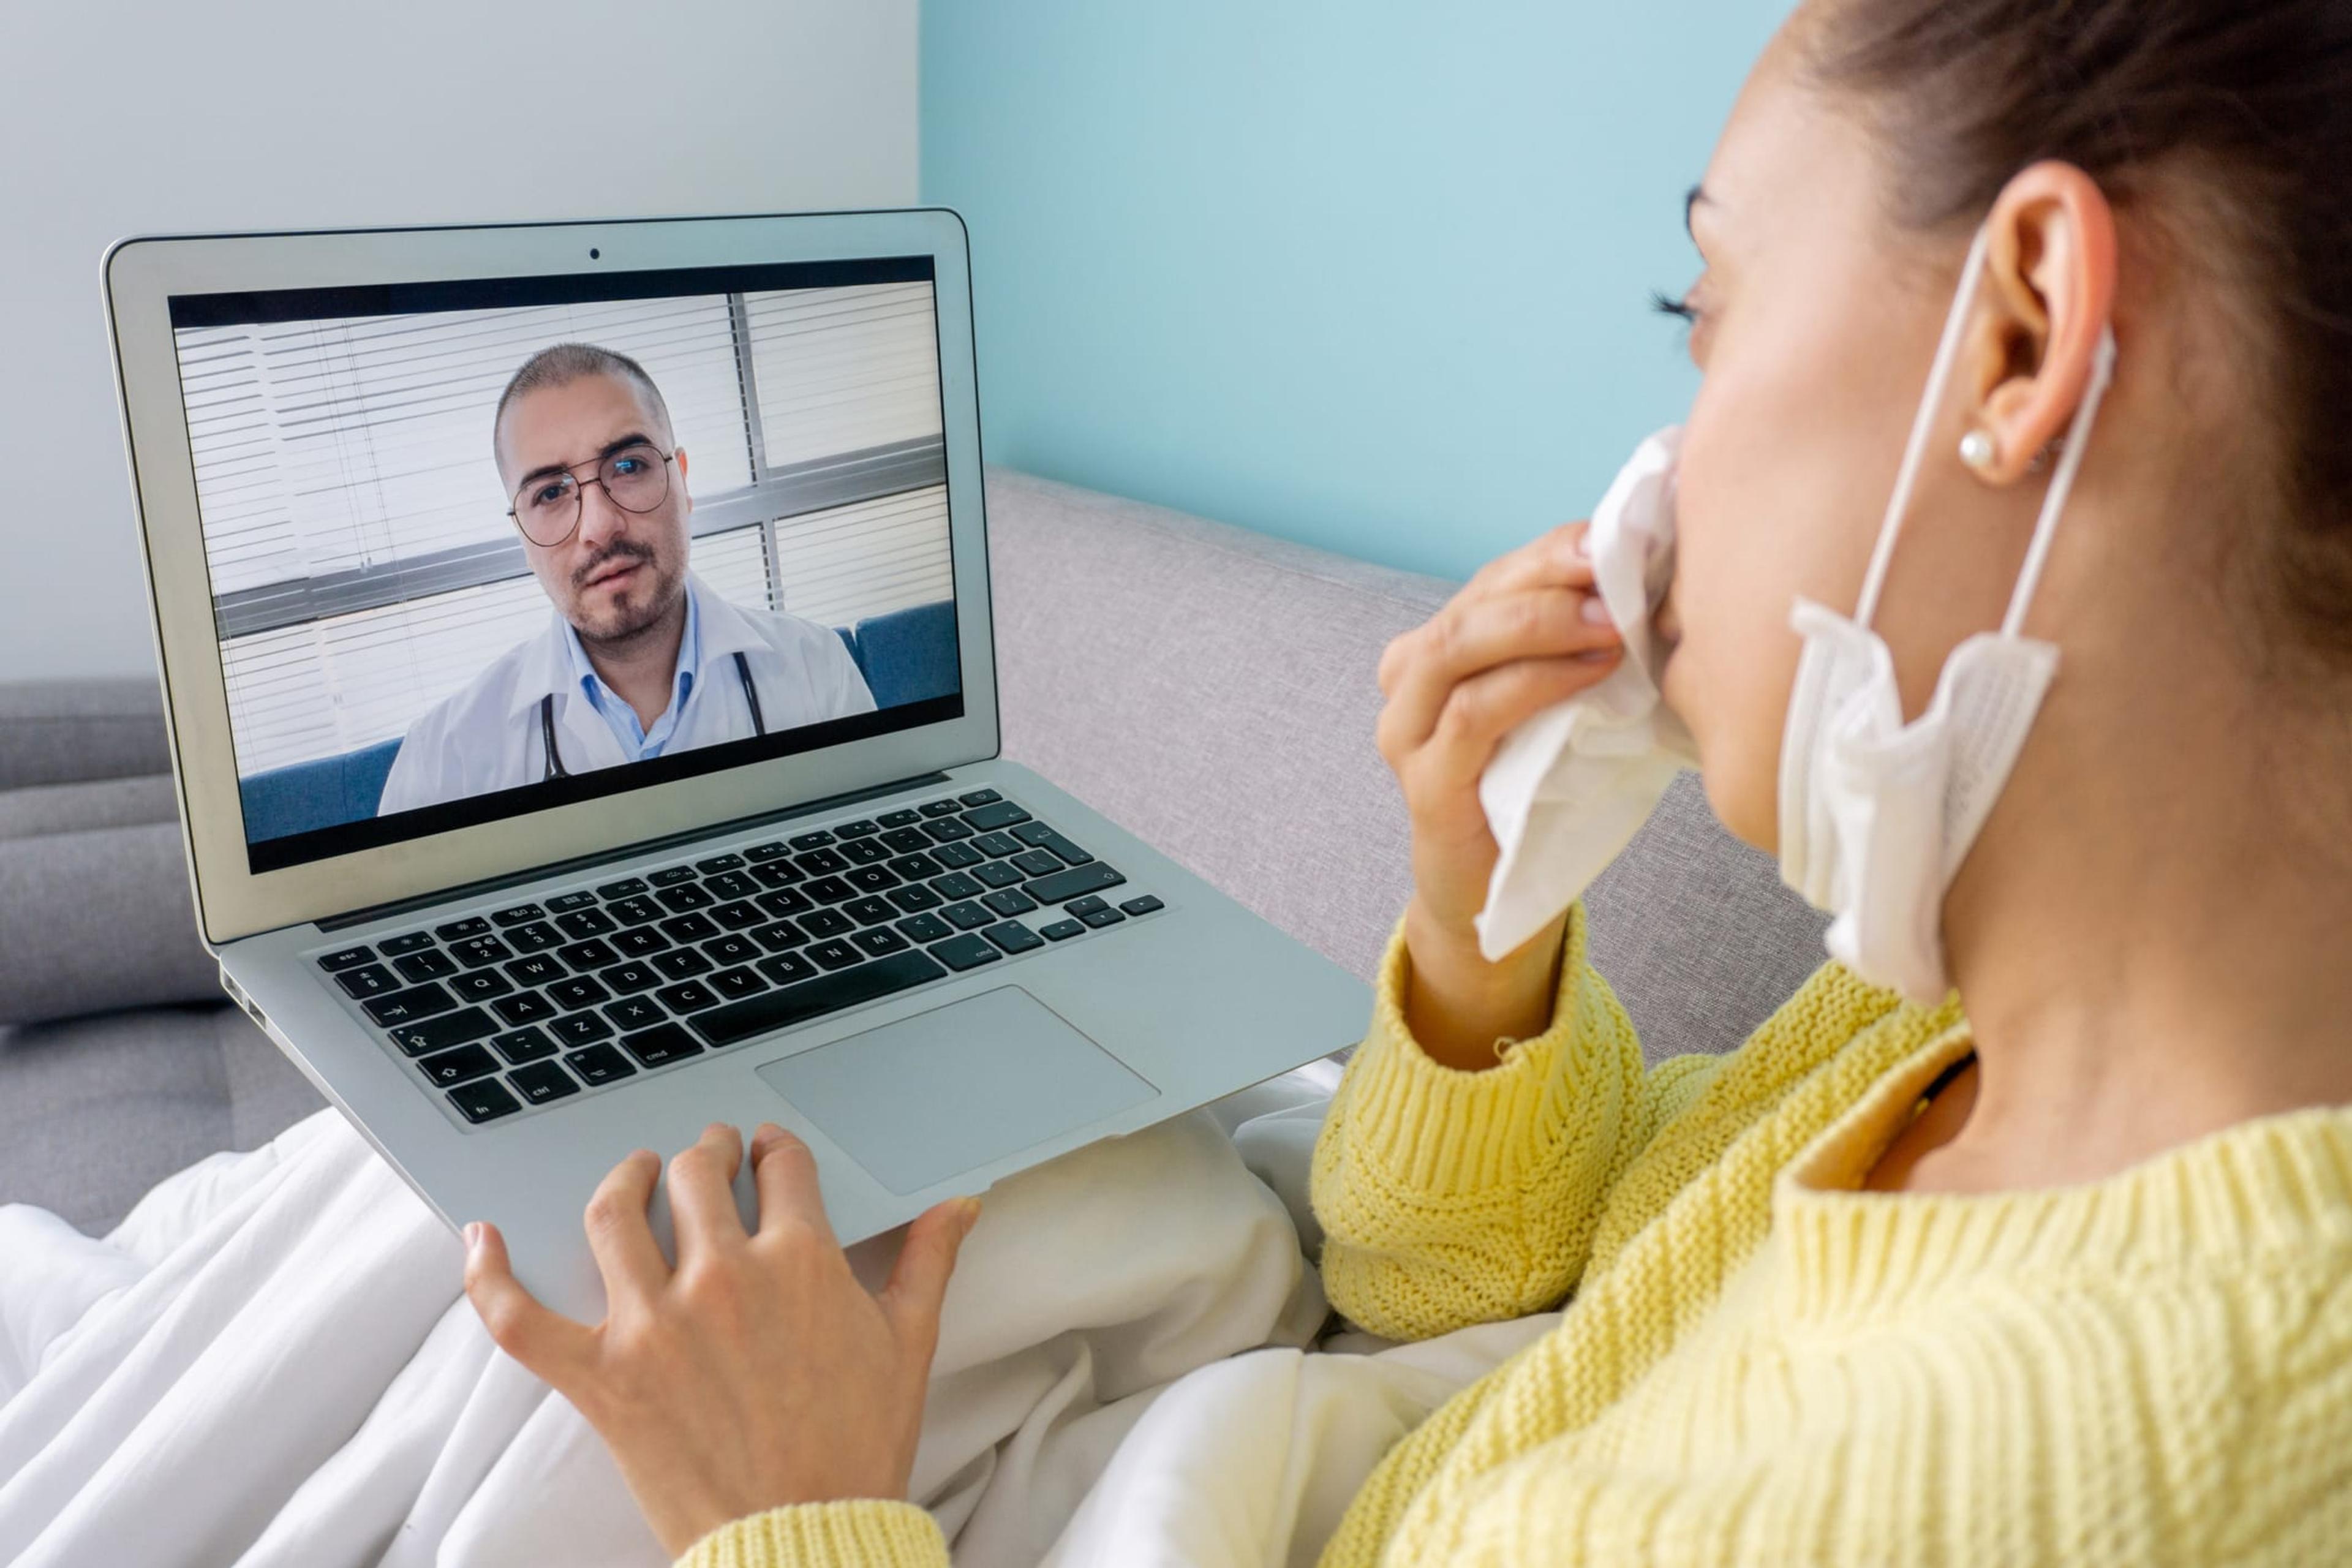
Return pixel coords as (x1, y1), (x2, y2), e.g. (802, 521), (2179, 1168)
(236, 598), (960, 843)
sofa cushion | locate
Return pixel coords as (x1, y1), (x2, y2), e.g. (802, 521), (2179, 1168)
(0, 679), (173, 793)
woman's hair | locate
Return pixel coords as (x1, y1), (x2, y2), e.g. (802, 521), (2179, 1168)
(1806, 0), (2352, 668)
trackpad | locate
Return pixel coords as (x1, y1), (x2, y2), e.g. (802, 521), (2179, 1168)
(755, 986), (1159, 1195)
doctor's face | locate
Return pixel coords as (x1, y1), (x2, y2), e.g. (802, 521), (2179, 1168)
(497, 372), (693, 648)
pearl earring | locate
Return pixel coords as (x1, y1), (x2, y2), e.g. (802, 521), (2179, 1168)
(1959, 430), (1999, 472)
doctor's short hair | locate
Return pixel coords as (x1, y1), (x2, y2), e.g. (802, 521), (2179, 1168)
(492, 342), (674, 467)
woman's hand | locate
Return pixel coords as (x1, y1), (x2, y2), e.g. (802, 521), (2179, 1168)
(462, 1121), (978, 1558)
(1375, 522), (1624, 1069)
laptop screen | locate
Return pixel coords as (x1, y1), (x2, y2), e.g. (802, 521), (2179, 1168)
(165, 257), (963, 875)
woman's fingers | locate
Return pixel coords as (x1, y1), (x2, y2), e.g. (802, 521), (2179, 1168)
(582, 1148), (672, 1306)
(878, 1196), (979, 1358)
(750, 1123), (839, 1248)
(464, 1220), (595, 1384)
(1405, 650), (1627, 803)
(666, 1123), (750, 1268)
(1378, 587), (1621, 761)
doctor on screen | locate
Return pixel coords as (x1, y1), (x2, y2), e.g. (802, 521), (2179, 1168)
(375, 343), (874, 816)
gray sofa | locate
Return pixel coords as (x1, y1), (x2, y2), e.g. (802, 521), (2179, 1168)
(0, 469), (1826, 1235)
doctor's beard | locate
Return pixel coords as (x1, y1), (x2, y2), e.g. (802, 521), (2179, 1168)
(564, 539), (685, 650)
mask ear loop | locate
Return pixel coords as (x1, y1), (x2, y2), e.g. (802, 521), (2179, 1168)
(1852, 225), (1995, 630)
(1999, 328), (2117, 635)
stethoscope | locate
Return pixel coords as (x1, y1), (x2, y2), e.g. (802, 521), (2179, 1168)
(540, 650), (767, 780)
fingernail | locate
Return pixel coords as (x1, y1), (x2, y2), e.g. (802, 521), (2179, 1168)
(463, 1222), (482, 1253)
(1574, 531), (1595, 559)
(1580, 595), (1613, 626)
(959, 1196), (983, 1230)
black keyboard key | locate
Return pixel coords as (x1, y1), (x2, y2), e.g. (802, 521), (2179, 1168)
(878, 809), (921, 828)
(656, 883), (715, 912)
(706, 932), (762, 967)
(972, 832), (1023, 859)
(693, 949), (948, 1048)
(982, 921), (1045, 954)
(922, 817), (976, 843)
(365, 982), (457, 1028)
(612, 927), (669, 959)
(930, 842), (985, 870)
(650, 865), (698, 887)
(1040, 918), (1085, 941)
(656, 980), (721, 1014)
(844, 895), (897, 927)
(491, 1026), (560, 1065)
(845, 864), (899, 894)
(853, 927), (911, 958)
(959, 788), (1003, 807)
(895, 912), (954, 943)
(982, 888), (1040, 918)
(887, 852), (946, 881)
(546, 976), (611, 1010)
(1038, 832), (1095, 867)
(707, 871), (760, 902)
(556, 938), (620, 971)
(601, 960), (662, 995)
(1027, 862), (1128, 905)
(394, 949), (459, 984)
(652, 948), (712, 981)
(796, 848), (850, 876)
(969, 862), (1023, 891)
(452, 935), (514, 968)
(710, 965), (768, 1000)
(755, 887), (814, 919)
(596, 878), (649, 900)
(564, 1042), (635, 1084)
(1067, 896), (1112, 916)
(435, 916), (491, 941)
(789, 830), (837, 851)
(1012, 848), (1065, 879)
(935, 870), (990, 899)
(696, 853), (747, 875)
(745, 840), (794, 863)
(801, 908), (854, 939)
(317, 945), (375, 973)
(418, 1043), (500, 1087)
(660, 913), (721, 943)
(752, 860), (806, 890)
(752, 918), (810, 952)
(491, 903), (545, 927)
(387, 1004), (495, 1055)
(505, 953), (567, 986)
(805, 876), (858, 905)
(962, 800), (1031, 831)
(839, 837), (892, 866)
(809, 938), (862, 971)
(930, 933), (1001, 971)
(1081, 907), (1127, 929)
(880, 827), (931, 856)
(448, 1077), (522, 1124)
(509, 1061), (581, 1104)
(379, 931), (435, 956)
(605, 995), (666, 1031)
(551, 1011), (616, 1047)
(710, 900), (766, 932)
(608, 895), (666, 927)
(1011, 821), (1058, 847)
(835, 818), (881, 839)
(493, 992), (557, 1026)
(450, 970), (514, 1003)
(919, 799), (962, 818)
(505, 921), (564, 954)
(620, 1022), (702, 1069)
(940, 900), (993, 932)
(886, 884), (943, 914)
(756, 951), (819, 987)
(545, 891), (598, 914)
(1120, 895), (1166, 917)
(336, 963), (399, 1000)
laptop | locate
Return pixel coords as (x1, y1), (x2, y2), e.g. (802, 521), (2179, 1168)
(103, 209), (1370, 1319)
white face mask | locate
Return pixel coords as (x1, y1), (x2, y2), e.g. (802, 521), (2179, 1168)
(1777, 224), (2118, 1005)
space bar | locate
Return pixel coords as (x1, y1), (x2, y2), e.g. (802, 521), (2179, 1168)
(691, 950), (949, 1047)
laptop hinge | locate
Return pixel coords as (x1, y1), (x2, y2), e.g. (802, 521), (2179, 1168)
(315, 771), (954, 932)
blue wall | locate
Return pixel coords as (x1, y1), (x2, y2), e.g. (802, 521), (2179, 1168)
(922, 2), (1789, 583)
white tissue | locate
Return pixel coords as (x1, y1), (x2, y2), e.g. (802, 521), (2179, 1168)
(1473, 427), (1697, 960)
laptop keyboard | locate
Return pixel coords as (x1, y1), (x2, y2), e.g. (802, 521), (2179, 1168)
(309, 790), (1168, 1128)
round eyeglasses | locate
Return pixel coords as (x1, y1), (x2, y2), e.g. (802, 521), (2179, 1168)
(508, 443), (676, 548)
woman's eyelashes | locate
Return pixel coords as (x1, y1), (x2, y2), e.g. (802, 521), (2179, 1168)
(1649, 288), (1698, 325)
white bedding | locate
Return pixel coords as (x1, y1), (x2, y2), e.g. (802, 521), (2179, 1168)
(0, 1070), (1545, 1567)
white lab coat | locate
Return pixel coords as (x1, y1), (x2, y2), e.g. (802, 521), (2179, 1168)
(376, 578), (874, 816)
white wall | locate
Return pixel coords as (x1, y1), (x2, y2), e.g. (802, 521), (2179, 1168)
(0, 0), (918, 683)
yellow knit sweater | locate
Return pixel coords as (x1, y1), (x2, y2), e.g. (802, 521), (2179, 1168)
(682, 908), (2352, 1567)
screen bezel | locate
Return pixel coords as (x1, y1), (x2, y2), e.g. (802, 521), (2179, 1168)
(105, 209), (999, 947)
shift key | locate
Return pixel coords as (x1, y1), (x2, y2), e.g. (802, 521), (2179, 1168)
(388, 1006), (499, 1058)
(1023, 862), (1126, 905)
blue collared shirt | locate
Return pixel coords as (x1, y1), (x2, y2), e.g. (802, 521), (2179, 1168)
(562, 580), (704, 763)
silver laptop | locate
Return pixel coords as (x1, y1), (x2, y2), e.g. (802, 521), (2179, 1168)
(103, 209), (1368, 1318)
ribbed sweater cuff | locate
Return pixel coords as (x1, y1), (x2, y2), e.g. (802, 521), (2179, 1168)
(1342, 909), (1588, 1195)
(676, 1501), (948, 1568)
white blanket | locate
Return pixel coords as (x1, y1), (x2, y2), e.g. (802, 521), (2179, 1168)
(0, 1075), (1547, 1567)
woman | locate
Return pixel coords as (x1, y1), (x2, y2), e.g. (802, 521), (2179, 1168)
(462, 0), (2352, 1561)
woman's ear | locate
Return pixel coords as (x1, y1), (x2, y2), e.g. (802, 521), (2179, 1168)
(1964, 160), (2119, 485)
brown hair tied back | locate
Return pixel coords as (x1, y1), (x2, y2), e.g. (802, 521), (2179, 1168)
(1807, 0), (2352, 668)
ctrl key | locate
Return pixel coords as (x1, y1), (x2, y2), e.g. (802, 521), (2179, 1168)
(448, 1077), (522, 1124)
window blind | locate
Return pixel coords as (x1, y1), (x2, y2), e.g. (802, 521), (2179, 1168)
(744, 285), (944, 467)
